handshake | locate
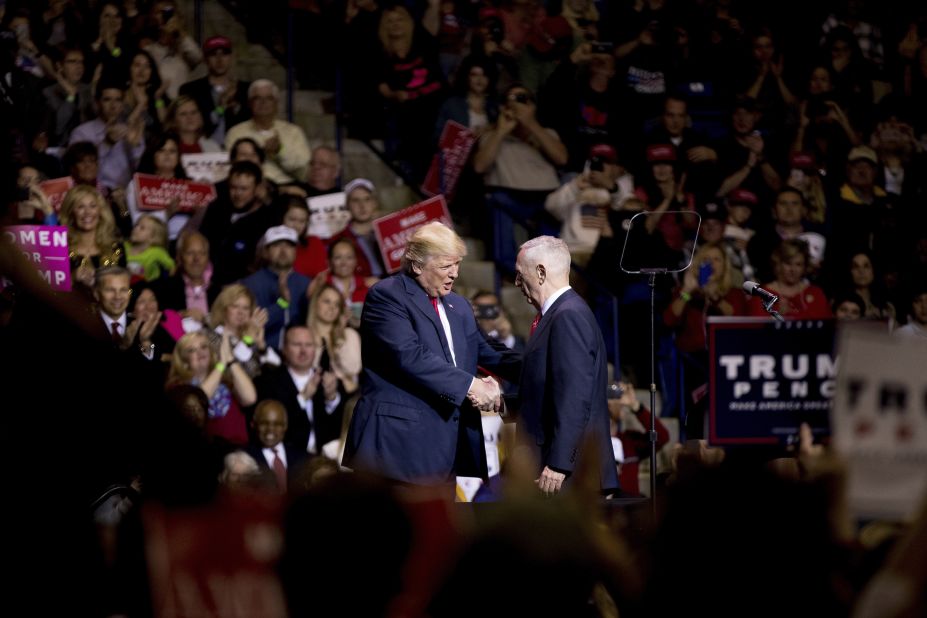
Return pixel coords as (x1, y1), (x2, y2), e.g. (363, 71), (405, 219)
(467, 376), (502, 413)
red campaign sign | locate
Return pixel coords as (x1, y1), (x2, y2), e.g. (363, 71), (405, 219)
(38, 177), (75, 213)
(373, 195), (452, 273)
(134, 173), (217, 213)
(3, 225), (71, 291)
(421, 121), (476, 201)
(144, 495), (287, 617)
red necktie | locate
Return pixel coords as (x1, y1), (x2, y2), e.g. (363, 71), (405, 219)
(272, 446), (287, 492)
(430, 297), (440, 315)
(530, 312), (541, 337)
(110, 321), (122, 345)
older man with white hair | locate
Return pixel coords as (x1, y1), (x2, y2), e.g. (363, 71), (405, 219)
(343, 222), (521, 487)
(225, 79), (311, 184)
(514, 236), (619, 496)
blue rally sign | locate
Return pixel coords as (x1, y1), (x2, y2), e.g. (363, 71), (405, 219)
(708, 317), (837, 446)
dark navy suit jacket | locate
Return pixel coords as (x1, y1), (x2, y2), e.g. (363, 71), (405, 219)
(518, 289), (619, 492)
(342, 271), (520, 484)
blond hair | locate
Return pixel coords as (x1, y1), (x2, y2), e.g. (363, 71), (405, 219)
(137, 214), (169, 248)
(209, 284), (255, 332)
(167, 331), (217, 384)
(60, 184), (119, 252)
(692, 242), (735, 295)
(401, 221), (466, 271)
(307, 283), (347, 350)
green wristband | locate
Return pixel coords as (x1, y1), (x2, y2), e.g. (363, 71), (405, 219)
(215, 362), (227, 373)
(680, 291), (692, 302)
(242, 335), (254, 346)
(214, 105), (225, 116)
(276, 297), (290, 309)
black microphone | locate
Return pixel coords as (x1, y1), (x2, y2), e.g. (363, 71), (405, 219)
(742, 281), (778, 304)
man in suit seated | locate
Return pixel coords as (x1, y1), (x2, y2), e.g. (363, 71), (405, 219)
(342, 222), (521, 487)
(514, 236), (619, 496)
(246, 399), (307, 493)
(95, 266), (160, 362)
(150, 231), (221, 331)
(255, 325), (344, 458)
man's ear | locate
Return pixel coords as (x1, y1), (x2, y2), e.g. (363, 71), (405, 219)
(411, 263), (423, 275)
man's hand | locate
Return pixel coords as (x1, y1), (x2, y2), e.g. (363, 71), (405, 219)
(264, 132), (282, 157)
(278, 270), (291, 303)
(321, 371), (339, 401)
(467, 376), (501, 412)
(302, 369), (322, 399)
(536, 466), (566, 496)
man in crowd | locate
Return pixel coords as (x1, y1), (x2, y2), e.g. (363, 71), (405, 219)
(150, 231), (221, 330)
(327, 178), (386, 277)
(343, 222), (521, 486)
(225, 79), (311, 184)
(255, 325), (344, 457)
(69, 81), (145, 191)
(95, 266), (160, 363)
(514, 236), (619, 496)
(246, 399), (307, 493)
(178, 35), (250, 145)
(197, 160), (277, 285)
(242, 225), (311, 350)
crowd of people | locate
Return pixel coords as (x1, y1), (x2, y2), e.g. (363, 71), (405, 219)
(2, 0), (927, 615)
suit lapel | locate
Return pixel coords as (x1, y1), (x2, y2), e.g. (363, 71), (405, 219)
(401, 273), (453, 363)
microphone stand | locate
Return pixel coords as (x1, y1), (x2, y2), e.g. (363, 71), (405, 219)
(641, 268), (666, 517)
(762, 295), (785, 322)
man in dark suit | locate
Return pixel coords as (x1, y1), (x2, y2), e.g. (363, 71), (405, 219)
(514, 236), (619, 496)
(246, 399), (307, 492)
(343, 222), (520, 485)
(254, 325), (344, 456)
(150, 231), (221, 329)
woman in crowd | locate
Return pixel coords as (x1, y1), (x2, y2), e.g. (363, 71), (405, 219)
(88, 1), (135, 82)
(306, 283), (362, 395)
(124, 49), (168, 137)
(312, 238), (379, 329)
(165, 95), (222, 155)
(207, 284), (278, 377)
(60, 185), (125, 289)
(123, 132), (190, 241)
(167, 331), (254, 446)
(433, 54), (499, 142)
(842, 251), (896, 324)
(747, 239), (832, 319)
(664, 241), (746, 438)
(377, 4), (445, 180)
(280, 195), (328, 278)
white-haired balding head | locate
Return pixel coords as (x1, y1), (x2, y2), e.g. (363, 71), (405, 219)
(519, 236), (571, 280)
(248, 79), (280, 101)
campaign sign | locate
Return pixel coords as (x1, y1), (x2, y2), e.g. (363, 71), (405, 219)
(831, 325), (927, 521)
(3, 225), (71, 291)
(306, 192), (350, 239)
(134, 173), (217, 213)
(421, 121), (476, 201)
(373, 195), (452, 273)
(708, 317), (837, 446)
(181, 152), (231, 183)
(144, 497), (286, 617)
(38, 177), (75, 213)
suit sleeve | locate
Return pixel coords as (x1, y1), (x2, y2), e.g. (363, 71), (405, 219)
(364, 285), (474, 406)
(547, 309), (598, 472)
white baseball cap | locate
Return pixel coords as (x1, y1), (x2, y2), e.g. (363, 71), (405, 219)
(262, 225), (299, 246)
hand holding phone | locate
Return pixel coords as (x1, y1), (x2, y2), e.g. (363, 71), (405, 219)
(698, 261), (713, 286)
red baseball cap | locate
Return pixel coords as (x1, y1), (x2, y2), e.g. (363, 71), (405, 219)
(588, 144), (617, 164)
(727, 188), (758, 207)
(646, 144), (676, 163)
(203, 36), (232, 54)
(789, 152), (817, 171)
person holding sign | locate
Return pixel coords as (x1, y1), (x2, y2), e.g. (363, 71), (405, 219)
(123, 132), (191, 241)
(514, 236), (619, 496)
(343, 222), (520, 486)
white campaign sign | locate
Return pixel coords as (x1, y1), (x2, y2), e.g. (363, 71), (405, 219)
(831, 325), (927, 521)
